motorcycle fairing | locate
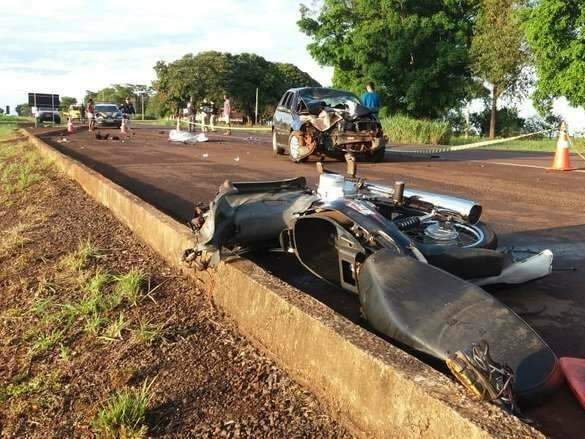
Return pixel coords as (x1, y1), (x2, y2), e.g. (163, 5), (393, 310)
(358, 249), (562, 400)
(195, 177), (317, 265)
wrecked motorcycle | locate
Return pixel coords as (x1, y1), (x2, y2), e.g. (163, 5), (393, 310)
(184, 159), (562, 406)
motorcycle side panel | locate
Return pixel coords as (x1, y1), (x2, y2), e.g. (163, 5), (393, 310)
(358, 249), (562, 400)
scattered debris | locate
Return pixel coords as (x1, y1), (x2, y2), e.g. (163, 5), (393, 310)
(234, 156), (240, 162)
(56, 137), (69, 143)
(95, 132), (110, 141)
(202, 153), (209, 158)
(169, 130), (208, 144)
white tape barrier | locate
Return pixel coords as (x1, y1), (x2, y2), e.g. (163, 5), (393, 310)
(180, 118), (272, 132)
(386, 130), (554, 156)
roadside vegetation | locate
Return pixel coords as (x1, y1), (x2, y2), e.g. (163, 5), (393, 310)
(381, 114), (452, 145)
(0, 127), (347, 437)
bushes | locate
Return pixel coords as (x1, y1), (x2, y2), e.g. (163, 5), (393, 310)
(381, 114), (452, 145)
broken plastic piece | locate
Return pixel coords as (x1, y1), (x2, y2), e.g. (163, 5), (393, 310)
(474, 250), (553, 286)
(560, 357), (585, 409)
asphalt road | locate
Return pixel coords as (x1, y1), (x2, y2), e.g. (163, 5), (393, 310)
(41, 127), (585, 437)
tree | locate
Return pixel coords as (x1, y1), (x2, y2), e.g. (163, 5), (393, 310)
(84, 84), (152, 108)
(15, 104), (32, 117)
(298, 0), (478, 118)
(471, 0), (528, 139)
(152, 51), (320, 119)
(524, 1), (585, 114)
(60, 96), (77, 111)
(470, 107), (526, 136)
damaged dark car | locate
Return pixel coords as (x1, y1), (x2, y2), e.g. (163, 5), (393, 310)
(272, 87), (386, 162)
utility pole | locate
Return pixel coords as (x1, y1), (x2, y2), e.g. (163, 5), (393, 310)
(141, 93), (145, 121)
(255, 87), (259, 126)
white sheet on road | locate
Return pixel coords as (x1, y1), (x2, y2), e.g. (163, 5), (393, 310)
(169, 130), (208, 144)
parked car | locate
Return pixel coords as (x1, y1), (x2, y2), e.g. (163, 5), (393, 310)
(272, 87), (386, 162)
(34, 107), (61, 124)
(95, 103), (123, 128)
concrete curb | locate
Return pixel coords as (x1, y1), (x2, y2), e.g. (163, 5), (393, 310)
(22, 129), (542, 438)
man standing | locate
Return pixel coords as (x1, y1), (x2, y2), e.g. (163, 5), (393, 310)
(200, 98), (212, 132)
(120, 96), (136, 130)
(186, 99), (195, 132)
(223, 95), (231, 135)
(361, 82), (381, 117)
(209, 101), (217, 132)
(86, 98), (95, 132)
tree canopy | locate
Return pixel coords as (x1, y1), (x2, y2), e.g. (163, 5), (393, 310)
(524, 0), (585, 113)
(298, 0), (479, 118)
(60, 96), (78, 110)
(84, 84), (153, 112)
(152, 51), (320, 118)
(471, 0), (528, 138)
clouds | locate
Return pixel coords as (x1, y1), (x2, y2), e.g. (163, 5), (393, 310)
(0, 0), (332, 108)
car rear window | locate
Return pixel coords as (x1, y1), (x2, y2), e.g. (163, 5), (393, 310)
(95, 105), (119, 112)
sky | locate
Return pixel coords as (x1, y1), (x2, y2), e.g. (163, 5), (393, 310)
(1, 0), (583, 132)
(0, 0), (332, 109)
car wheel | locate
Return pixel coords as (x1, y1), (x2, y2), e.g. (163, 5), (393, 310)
(288, 133), (309, 163)
(272, 130), (285, 155)
(370, 145), (386, 163)
(54, 116), (61, 124)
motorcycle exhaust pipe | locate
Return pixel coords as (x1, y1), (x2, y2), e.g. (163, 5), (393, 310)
(367, 183), (482, 224)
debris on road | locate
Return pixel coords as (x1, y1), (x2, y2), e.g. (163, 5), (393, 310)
(169, 129), (208, 144)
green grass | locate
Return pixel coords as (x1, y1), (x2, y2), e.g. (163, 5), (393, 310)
(102, 313), (129, 341)
(30, 329), (64, 355)
(0, 222), (32, 256)
(0, 125), (19, 138)
(131, 320), (163, 345)
(382, 114), (452, 145)
(114, 269), (147, 306)
(84, 313), (109, 336)
(0, 115), (33, 122)
(1, 154), (44, 194)
(0, 372), (61, 402)
(93, 380), (154, 438)
(60, 239), (102, 271)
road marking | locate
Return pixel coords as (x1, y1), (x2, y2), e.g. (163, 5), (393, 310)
(469, 160), (585, 173)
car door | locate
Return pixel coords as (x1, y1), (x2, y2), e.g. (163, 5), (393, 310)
(274, 92), (294, 145)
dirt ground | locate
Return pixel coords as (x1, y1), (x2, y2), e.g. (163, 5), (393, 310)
(0, 138), (351, 437)
(39, 126), (585, 438)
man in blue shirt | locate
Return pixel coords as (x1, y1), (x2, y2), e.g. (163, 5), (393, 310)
(361, 81), (381, 116)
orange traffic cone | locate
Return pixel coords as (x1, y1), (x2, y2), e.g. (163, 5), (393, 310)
(549, 122), (575, 171)
(67, 118), (75, 134)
